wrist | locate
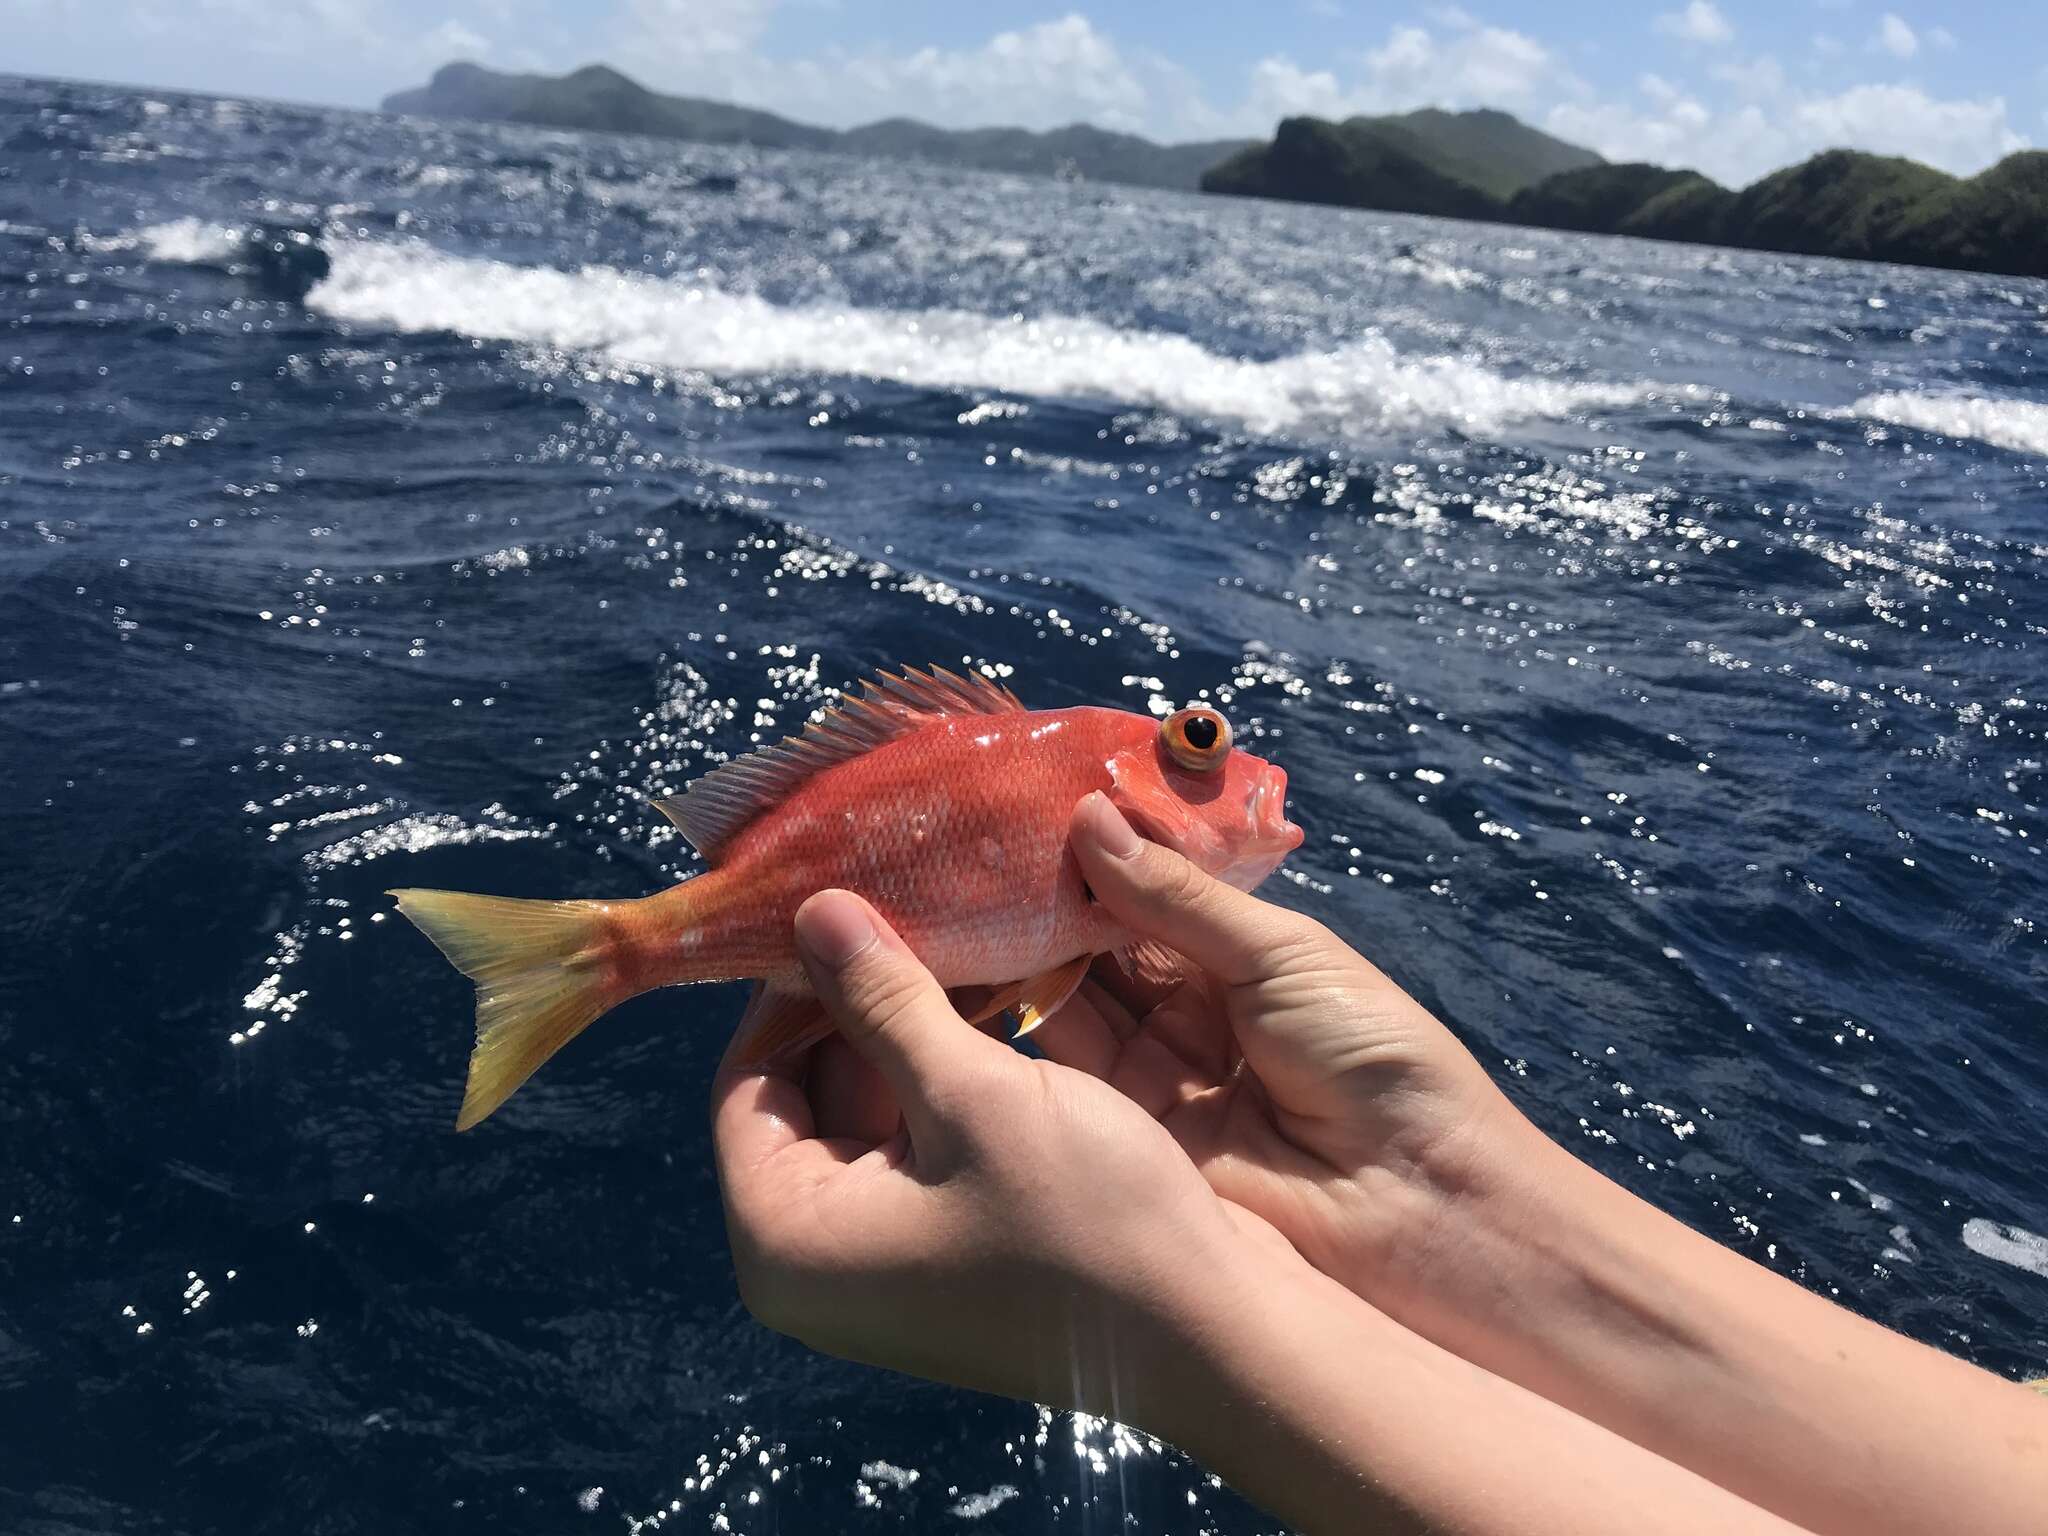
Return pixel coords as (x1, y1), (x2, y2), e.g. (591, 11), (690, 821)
(1307, 1079), (1563, 1310)
(1346, 1095), (1730, 1419)
(1142, 1230), (1374, 1461)
(1107, 1214), (1810, 1536)
(1021, 1200), (1297, 1438)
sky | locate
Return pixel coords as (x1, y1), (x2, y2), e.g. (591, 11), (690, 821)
(8, 0), (2046, 185)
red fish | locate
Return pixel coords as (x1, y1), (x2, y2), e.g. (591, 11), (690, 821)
(392, 665), (1303, 1129)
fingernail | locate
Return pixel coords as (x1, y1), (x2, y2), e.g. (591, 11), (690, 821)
(1085, 792), (1143, 860)
(795, 891), (878, 970)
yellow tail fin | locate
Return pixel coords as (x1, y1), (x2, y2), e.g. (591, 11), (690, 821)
(389, 888), (621, 1131)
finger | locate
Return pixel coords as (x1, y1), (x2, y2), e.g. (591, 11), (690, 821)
(710, 1065), (878, 1251)
(1078, 965), (1143, 1041)
(809, 1034), (903, 1144)
(793, 890), (1004, 1116)
(1105, 1029), (1216, 1122)
(1042, 994), (1211, 1122)
(1028, 979), (1123, 1078)
(1034, 980), (1221, 1127)
(1081, 953), (1159, 1027)
(1071, 792), (1327, 988)
(1084, 955), (1234, 1080)
(710, 1061), (817, 1182)
(1140, 971), (1241, 1082)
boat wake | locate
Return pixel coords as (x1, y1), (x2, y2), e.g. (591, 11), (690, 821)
(290, 236), (1653, 440)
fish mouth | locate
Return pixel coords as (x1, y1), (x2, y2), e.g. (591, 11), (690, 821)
(1215, 762), (1303, 891)
(1247, 763), (1304, 854)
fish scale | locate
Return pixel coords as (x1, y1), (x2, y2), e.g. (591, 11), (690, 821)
(659, 711), (1121, 991)
(393, 665), (1301, 1130)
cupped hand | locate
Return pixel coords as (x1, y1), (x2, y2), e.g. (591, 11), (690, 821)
(710, 888), (1281, 1418)
(1048, 791), (1538, 1300)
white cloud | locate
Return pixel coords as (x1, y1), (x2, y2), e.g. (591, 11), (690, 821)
(1547, 95), (1715, 172)
(1235, 19), (1569, 129)
(171, 0), (513, 75)
(1548, 76), (2025, 186)
(1928, 25), (1957, 51)
(9, 0), (542, 102)
(619, 0), (776, 71)
(1237, 58), (1361, 123)
(587, 7), (2030, 188)
(1876, 14), (1918, 59)
(421, 18), (490, 57)
(1710, 52), (1786, 101)
(51, 0), (2026, 194)
(609, 8), (1156, 134)
(1655, 2), (1733, 46)
(868, 17), (1151, 132)
(1792, 83), (2020, 169)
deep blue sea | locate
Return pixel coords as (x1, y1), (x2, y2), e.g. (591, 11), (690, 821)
(3, 72), (2046, 1534)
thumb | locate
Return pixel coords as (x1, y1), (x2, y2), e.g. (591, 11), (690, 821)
(1072, 792), (1465, 1122)
(794, 890), (998, 1117)
(1070, 791), (1333, 986)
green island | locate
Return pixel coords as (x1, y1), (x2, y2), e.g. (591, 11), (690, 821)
(383, 62), (1251, 192)
(1208, 113), (2048, 279)
(385, 62), (2048, 280)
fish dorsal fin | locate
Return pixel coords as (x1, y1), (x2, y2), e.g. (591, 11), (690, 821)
(654, 664), (1026, 863)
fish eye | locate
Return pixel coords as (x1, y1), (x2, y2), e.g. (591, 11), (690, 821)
(1162, 706), (1232, 772)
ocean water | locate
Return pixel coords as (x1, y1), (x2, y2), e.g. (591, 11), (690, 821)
(3, 73), (2046, 1534)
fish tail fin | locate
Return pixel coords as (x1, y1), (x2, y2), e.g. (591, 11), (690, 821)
(389, 888), (627, 1131)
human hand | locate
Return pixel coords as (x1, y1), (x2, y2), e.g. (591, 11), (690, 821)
(709, 888), (1277, 1419)
(1059, 792), (2048, 1536)
(1052, 790), (1543, 1307)
(712, 884), (1822, 1536)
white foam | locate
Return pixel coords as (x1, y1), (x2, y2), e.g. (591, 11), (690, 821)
(858, 1460), (919, 1490)
(949, 1484), (1020, 1519)
(137, 217), (244, 266)
(409, 164), (469, 190)
(1855, 391), (2048, 459)
(1388, 253), (1486, 291)
(1961, 1217), (2048, 1278)
(302, 239), (1653, 440)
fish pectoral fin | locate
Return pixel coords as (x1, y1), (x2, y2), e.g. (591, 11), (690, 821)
(960, 983), (1022, 1028)
(1014, 954), (1092, 1038)
(1115, 937), (1190, 991)
(729, 982), (834, 1069)
(964, 955), (1093, 1039)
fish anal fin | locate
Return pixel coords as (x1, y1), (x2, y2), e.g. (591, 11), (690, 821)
(964, 955), (1093, 1039)
(661, 664), (1027, 865)
(729, 982), (834, 1069)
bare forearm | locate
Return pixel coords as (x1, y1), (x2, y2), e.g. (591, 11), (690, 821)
(1154, 1247), (1809, 1536)
(1370, 1117), (2048, 1536)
